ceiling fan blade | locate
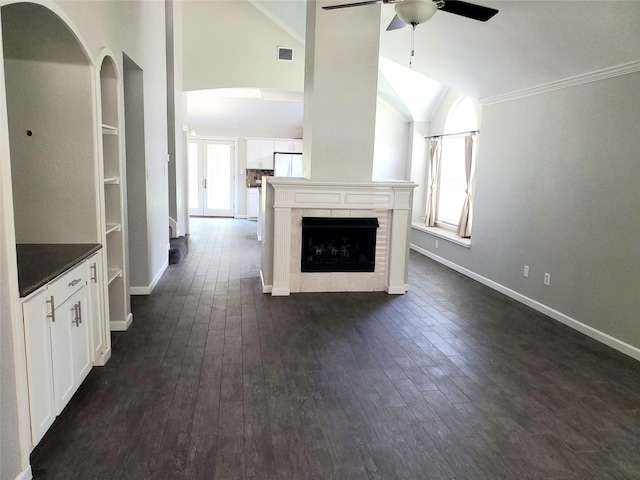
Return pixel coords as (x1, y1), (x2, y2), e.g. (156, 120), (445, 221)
(322, 0), (382, 10)
(386, 14), (406, 31)
(439, 0), (498, 22)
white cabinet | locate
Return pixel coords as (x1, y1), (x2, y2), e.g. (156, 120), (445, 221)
(22, 291), (56, 445)
(247, 187), (259, 219)
(247, 139), (274, 169)
(274, 139), (303, 153)
(22, 258), (97, 446)
(87, 253), (107, 364)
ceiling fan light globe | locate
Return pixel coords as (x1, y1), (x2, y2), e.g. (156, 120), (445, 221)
(394, 0), (438, 25)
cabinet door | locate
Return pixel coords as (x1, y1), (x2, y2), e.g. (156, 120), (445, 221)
(23, 290), (56, 446)
(273, 140), (291, 153)
(68, 288), (92, 385)
(291, 140), (303, 153)
(247, 188), (259, 218)
(50, 295), (76, 414)
(259, 140), (274, 169)
(246, 139), (261, 169)
(87, 254), (105, 363)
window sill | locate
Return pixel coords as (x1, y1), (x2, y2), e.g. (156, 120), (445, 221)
(411, 223), (471, 248)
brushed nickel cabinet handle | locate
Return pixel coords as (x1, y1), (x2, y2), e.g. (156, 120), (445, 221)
(68, 278), (81, 287)
(71, 303), (79, 327)
(77, 301), (82, 324)
(90, 263), (97, 283)
(46, 296), (55, 323)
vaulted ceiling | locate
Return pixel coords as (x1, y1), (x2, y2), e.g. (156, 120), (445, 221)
(250, 0), (640, 99)
(187, 1), (640, 127)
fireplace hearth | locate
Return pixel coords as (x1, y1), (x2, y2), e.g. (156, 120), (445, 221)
(301, 217), (379, 272)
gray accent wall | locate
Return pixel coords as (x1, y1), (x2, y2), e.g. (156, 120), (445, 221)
(412, 71), (640, 349)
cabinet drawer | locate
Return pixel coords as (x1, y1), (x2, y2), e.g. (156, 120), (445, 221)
(48, 262), (87, 308)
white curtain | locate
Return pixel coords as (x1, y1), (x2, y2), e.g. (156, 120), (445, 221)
(457, 134), (477, 238)
(425, 138), (442, 227)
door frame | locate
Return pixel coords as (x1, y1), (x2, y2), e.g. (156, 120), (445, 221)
(187, 136), (238, 217)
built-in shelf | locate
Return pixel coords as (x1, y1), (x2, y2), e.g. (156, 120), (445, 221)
(101, 123), (118, 135)
(107, 269), (122, 285)
(101, 55), (130, 331)
(105, 223), (121, 235)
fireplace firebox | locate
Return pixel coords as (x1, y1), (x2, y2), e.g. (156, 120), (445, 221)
(301, 217), (379, 273)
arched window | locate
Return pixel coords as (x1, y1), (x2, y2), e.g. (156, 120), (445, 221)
(435, 97), (478, 228)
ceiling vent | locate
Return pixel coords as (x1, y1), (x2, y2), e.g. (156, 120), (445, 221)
(277, 46), (294, 62)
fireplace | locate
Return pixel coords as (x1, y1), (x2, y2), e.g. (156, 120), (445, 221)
(301, 217), (379, 272)
(261, 177), (416, 295)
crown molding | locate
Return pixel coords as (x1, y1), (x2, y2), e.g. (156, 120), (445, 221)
(479, 60), (640, 105)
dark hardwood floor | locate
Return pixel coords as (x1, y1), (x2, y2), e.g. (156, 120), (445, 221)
(31, 217), (640, 479)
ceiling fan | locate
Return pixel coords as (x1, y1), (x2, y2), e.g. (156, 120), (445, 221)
(322, 0), (498, 28)
(322, 0), (498, 67)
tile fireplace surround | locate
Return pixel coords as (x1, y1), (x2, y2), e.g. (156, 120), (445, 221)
(261, 177), (417, 296)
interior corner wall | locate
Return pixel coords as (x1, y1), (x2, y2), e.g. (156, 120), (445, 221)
(0, 206), (22, 480)
(181, 0), (304, 92)
(166, 0), (177, 226)
(409, 121), (429, 222)
(411, 71), (640, 351)
(372, 100), (410, 181)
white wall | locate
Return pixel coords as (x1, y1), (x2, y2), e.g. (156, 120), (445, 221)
(411, 71), (640, 352)
(6, 60), (97, 243)
(303, 0), (380, 183)
(182, 0), (304, 92)
(372, 100), (410, 181)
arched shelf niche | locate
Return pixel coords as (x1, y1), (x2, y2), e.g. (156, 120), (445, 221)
(1, 1), (98, 244)
(97, 52), (132, 331)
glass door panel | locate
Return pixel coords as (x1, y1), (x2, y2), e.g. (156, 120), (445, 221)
(188, 142), (203, 216)
(188, 139), (235, 217)
(204, 143), (233, 216)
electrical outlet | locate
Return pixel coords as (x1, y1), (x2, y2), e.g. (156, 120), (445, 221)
(435, 240), (439, 249)
(544, 273), (550, 286)
(523, 265), (529, 277)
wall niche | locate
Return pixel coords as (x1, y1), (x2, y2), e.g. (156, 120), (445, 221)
(2, 2), (97, 244)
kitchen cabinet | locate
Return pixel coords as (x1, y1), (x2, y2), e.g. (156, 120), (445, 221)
(22, 258), (95, 446)
(247, 187), (259, 219)
(22, 290), (55, 445)
(87, 253), (106, 364)
(274, 139), (303, 153)
(247, 139), (274, 169)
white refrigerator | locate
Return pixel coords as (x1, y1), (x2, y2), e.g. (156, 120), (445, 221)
(274, 153), (303, 177)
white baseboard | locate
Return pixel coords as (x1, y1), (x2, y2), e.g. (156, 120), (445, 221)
(129, 286), (151, 295)
(410, 243), (640, 361)
(130, 260), (168, 296)
(260, 270), (272, 293)
(93, 346), (112, 367)
(271, 287), (290, 296)
(15, 465), (32, 480)
(110, 313), (133, 332)
(386, 284), (408, 295)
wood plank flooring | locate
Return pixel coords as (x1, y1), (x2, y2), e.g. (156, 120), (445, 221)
(31, 217), (640, 479)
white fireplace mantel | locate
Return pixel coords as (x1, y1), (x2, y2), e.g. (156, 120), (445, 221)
(260, 178), (417, 296)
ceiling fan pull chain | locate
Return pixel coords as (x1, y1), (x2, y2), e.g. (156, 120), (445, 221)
(409, 24), (416, 69)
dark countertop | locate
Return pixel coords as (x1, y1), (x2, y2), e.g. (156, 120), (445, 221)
(16, 243), (102, 298)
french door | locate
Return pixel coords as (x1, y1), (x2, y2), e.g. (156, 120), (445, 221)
(188, 139), (235, 217)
